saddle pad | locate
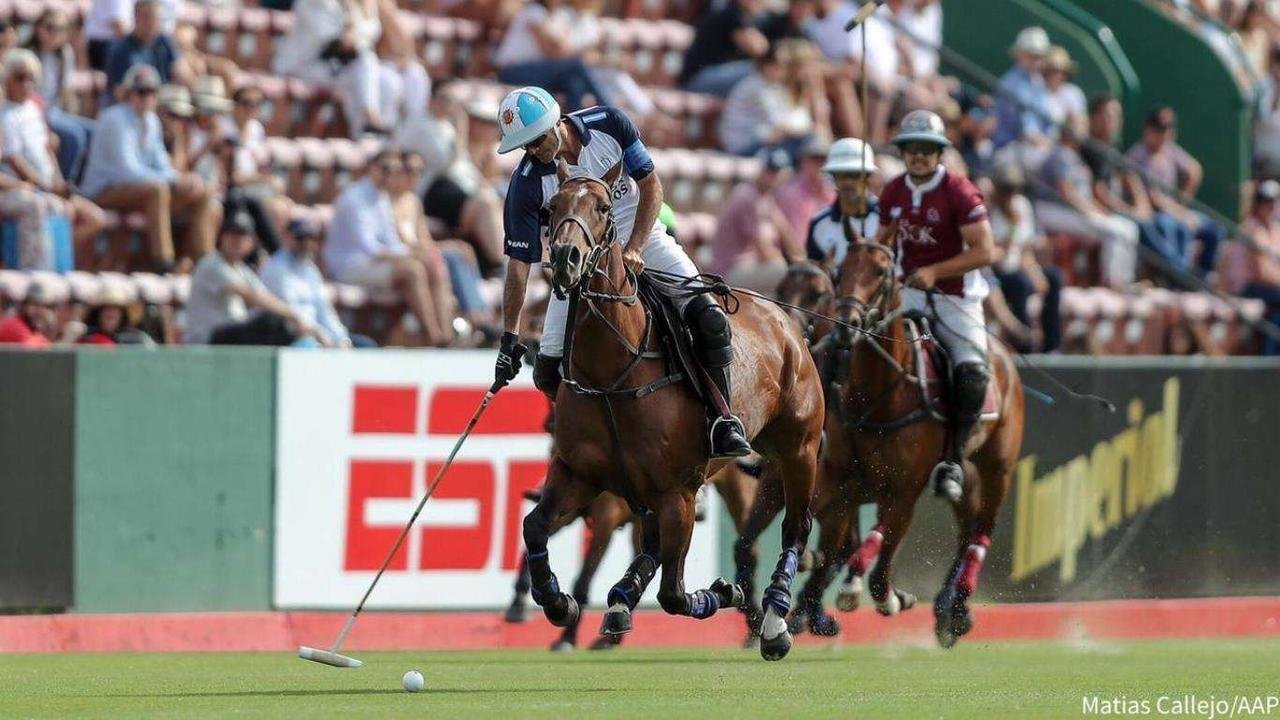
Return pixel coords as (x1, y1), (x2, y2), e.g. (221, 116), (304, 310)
(915, 328), (1000, 421)
(637, 276), (707, 403)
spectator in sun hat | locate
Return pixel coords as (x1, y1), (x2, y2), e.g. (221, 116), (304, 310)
(709, 146), (798, 289)
(82, 63), (217, 273)
(1042, 45), (1086, 126)
(1125, 105), (1224, 280)
(79, 284), (155, 346)
(993, 26), (1055, 149)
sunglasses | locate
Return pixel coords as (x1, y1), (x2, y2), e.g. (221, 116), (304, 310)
(13, 72), (34, 83)
(901, 144), (941, 157)
(236, 98), (262, 108)
(378, 164), (402, 174)
(136, 87), (158, 96)
(40, 23), (68, 31)
(523, 133), (548, 152)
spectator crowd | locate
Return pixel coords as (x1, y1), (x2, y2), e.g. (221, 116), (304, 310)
(0, 0), (1277, 356)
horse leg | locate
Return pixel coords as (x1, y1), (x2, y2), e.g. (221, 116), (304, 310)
(504, 550), (531, 623)
(935, 458), (1010, 649)
(759, 451), (816, 662)
(550, 515), (613, 652)
(653, 490), (744, 625)
(732, 468), (784, 646)
(599, 509), (660, 637)
(865, 497), (919, 617)
(789, 498), (852, 637)
(522, 459), (596, 628)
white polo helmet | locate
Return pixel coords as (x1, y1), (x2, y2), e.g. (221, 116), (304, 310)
(892, 109), (951, 148)
(821, 138), (878, 175)
(496, 86), (561, 154)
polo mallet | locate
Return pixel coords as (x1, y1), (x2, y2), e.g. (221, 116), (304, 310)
(845, 0), (886, 31)
(299, 361), (522, 668)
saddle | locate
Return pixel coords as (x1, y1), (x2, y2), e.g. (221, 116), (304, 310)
(906, 317), (1001, 422)
(637, 274), (709, 403)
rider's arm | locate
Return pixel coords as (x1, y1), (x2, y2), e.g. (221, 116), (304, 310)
(502, 258), (531, 334)
(628, 171), (663, 254)
(929, 220), (998, 281)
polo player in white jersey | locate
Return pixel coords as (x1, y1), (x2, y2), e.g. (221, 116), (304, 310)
(490, 86), (751, 459)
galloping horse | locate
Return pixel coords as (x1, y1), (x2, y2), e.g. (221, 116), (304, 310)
(521, 171), (824, 660)
(506, 464), (759, 651)
(828, 225), (1025, 648)
(733, 261), (867, 642)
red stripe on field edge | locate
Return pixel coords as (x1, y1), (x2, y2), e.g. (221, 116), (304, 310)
(1, 598), (1278, 654)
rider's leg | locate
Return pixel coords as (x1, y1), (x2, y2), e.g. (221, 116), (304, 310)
(685, 292), (753, 458)
(921, 290), (990, 502)
(640, 225), (751, 458)
(533, 294), (569, 398)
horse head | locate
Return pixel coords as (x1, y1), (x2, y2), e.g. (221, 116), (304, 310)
(548, 162), (618, 296)
(775, 260), (835, 342)
(834, 219), (899, 344)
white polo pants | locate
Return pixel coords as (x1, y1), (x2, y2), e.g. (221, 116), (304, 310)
(540, 223), (697, 358)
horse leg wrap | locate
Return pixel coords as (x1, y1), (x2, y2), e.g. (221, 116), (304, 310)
(954, 534), (991, 597)
(526, 551), (561, 606)
(686, 589), (721, 619)
(606, 553), (658, 611)
(761, 547), (799, 617)
(848, 525), (885, 576)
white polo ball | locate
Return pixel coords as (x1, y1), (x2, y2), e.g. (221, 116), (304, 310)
(402, 669), (425, 693)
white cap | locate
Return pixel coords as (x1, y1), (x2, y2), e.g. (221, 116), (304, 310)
(1011, 26), (1050, 57)
(822, 138), (877, 175)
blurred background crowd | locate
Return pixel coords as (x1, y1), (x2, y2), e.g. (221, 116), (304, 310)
(0, 0), (1278, 357)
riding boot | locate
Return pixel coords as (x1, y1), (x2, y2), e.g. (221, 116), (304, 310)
(931, 362), (989, 504)
(533, 354), (563, 400)
(684, 294), (752, 459)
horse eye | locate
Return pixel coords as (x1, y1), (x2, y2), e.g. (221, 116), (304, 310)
(596, 203), (609, 215)
(874, 266), (887, 277)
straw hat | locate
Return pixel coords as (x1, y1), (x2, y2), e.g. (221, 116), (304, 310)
(1045, 46), (1078, 75)
(158, 84), (195, 118)
(192, 75), (233, 115)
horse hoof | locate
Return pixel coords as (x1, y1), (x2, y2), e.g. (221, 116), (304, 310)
(759, 607), (792, 661)
(589, 634), (622, 651)
(503, 601), (528, 624)
(599, 602), (633, 636)
(936, 625), (959, 649)
(550, 639), (575, 653)
(544, 594), (579, 628)
(896, 589), (918, 612)
(711, 577), (745, 608)
(835, 576), (863, 612)
(809, 611), (841, 637)
(874, 590), (902, 617)
(742, 630), (760, 650)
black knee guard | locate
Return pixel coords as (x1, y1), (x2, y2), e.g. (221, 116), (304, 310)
(952, 362), (990, 422)
(684, 294), (733, 368)
(533, 354), (562, 398)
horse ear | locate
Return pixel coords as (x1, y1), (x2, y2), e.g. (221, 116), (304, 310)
(556, 160), (570, 185)
(877, 219), (900, 249)
(602, 161), (623, 188)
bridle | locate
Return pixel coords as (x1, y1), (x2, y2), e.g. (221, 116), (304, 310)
(834, 240), (899, 351)
(548, 175), (633, 305)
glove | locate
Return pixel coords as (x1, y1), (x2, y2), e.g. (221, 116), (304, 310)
(493, 332), (528, 391)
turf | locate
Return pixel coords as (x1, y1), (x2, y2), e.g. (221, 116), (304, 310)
(1, 639), (1276, 719)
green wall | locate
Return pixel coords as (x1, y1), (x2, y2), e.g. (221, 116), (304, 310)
(0, 351), (76, 610)
(72, 349), (277, 612)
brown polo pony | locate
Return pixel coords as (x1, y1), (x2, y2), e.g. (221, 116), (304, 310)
(827, 225), (1025, 648)
(521, 171), (824, 661)
(506, 464), (759, 652)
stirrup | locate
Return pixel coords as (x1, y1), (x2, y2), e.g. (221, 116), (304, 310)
(929, 461), (964, 504)
(710, 415), (752, 459)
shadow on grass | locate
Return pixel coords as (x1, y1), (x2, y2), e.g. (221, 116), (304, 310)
(96, 688), (624, 699)
(453, 654), (846, 666)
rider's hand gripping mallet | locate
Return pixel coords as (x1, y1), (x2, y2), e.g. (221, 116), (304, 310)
(298, 365), (520, 668)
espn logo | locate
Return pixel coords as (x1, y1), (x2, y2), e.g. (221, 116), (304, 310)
(342, 385), (550, 573)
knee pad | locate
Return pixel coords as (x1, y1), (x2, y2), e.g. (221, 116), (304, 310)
(683, 294), (733, 368)
(533, 354), (562, 398)
(952, 363), (990, 419)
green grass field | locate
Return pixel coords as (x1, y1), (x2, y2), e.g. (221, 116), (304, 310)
(1, 639), (1276, 719)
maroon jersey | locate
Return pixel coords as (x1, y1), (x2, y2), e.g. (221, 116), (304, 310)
(877, 168), (990, 297)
